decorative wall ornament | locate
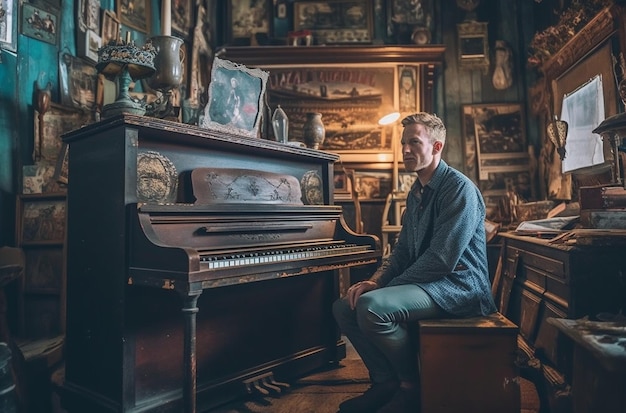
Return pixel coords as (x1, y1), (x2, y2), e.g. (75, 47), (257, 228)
(492, 40), (513, 90)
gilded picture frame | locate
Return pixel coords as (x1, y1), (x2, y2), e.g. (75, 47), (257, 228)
(201, 57), (269, 138)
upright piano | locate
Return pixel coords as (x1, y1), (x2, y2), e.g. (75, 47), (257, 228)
(60, 115), (381, 413)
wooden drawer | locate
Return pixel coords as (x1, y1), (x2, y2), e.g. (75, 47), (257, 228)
(520, 249), (566, 280)
(519, 286), (542, 343)
(535, 299), (567, 367)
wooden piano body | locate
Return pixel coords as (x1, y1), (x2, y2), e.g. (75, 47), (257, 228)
(60, 115), (381, 412)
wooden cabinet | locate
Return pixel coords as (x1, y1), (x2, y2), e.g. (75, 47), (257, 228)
(496, 232), (626, 411)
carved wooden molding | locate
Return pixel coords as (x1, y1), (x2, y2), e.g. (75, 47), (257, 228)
(541, 5), (621, 80)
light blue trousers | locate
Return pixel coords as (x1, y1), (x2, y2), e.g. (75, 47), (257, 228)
(332, 284), (448, 384)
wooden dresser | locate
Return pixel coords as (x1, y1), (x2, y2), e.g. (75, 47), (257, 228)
(496, 232), (626, 412)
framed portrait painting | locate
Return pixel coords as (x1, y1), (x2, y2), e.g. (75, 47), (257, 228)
(77, 0), (100, 33)
(398, 65), (418, 113)
(201, 57), (269, 138)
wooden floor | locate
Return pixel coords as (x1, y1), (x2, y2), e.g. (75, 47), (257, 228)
(50, 336), (541, 413)
(207, 337), (542, 413)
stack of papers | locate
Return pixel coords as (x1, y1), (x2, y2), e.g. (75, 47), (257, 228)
(514, 216), (580, 235)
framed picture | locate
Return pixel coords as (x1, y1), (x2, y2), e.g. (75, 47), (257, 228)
(101, 9), (120, 46)
(23, 246), (64, 293)
(398, 65), (418, 113)
(388, 0), (431, 26)
(34, 101), (93, 163)
(0, 0), (17, 51)
(172, 0), (193, 37)
(228, 0), (271, 44)
(457, 21), (489, 72)
(17, 193), (67, 245)
(65, 55), (98, 111)
(117, 0), (150, 33)
(54, 143), (69, 185)
(77, 0), (100, 33)
(201, 57), (269, 138)
(293, 0), (373, 44)
(264, 65), (397, 158)
(333, 168), (351, 201)
(21, 2), (59, 45)
(354, 171), (392, 200)
(463, 103), (528, 181)
(84, 29), (102, 63)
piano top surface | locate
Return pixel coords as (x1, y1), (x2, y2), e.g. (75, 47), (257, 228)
(62, 114), (339, 163)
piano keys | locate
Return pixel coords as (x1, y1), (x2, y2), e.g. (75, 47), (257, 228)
(60, 115), (381, 413)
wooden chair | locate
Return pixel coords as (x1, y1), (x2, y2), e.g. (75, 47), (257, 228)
(344, 169), (363, 233)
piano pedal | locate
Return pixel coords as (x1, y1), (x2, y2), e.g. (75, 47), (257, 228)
(261, 376), (282, 394)
(267, 376), (290, 392)
(244, 372), (286, 397)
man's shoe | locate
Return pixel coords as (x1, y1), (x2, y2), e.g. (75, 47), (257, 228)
(338, 381), (398, 413)
(377, 387), (420, 413)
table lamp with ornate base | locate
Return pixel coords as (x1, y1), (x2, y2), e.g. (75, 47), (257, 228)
(96, 37), (156, 118)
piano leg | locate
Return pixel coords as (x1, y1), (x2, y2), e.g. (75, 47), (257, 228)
(182, 292), (201, 413)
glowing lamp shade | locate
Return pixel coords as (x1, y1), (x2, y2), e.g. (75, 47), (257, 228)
(378, 111), (401, 126)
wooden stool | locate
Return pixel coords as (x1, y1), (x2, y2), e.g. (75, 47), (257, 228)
(417, 312), (520, 413)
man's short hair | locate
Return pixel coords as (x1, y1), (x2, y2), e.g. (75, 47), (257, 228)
(401, 112), (446, 143)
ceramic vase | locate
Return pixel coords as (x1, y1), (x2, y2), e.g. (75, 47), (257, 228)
(303, 112), (325, 149)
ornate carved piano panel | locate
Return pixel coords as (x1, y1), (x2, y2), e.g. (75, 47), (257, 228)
(60, 115), (381, 412)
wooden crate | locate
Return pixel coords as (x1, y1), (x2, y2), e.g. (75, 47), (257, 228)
(418, 312), (520, 413)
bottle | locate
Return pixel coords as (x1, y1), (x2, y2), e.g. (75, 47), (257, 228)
(272, 105), (289, 143)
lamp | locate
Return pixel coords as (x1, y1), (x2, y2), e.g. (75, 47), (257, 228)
(378, 111), (401, 191)
(592, 112), (626, 187)
(96, 35), (156, 118)
(378, 111), (401, 126)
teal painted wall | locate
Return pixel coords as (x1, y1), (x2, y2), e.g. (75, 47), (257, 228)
(0, 0), (162, 246)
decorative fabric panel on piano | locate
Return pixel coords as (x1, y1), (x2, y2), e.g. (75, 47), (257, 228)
(191, 168), (322, 205)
